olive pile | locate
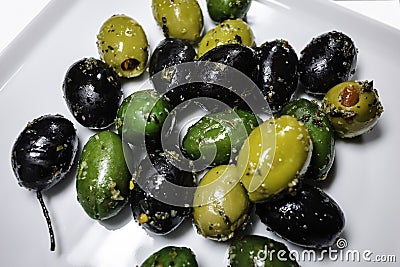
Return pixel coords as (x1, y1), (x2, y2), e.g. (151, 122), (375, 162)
(10, 0), (384, 265)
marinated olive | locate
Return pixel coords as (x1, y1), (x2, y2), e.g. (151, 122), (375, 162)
(197, 19), (255, 57)
(63, 57), (122, 129)
(193, 165), (251, 241)
(152, 0), (204, 42)
(140, 246), (198, 267)
(130, 153), (196, 235)
(182, 109), (258, 166)
(76, 131), (131, 220)
(11, 114), (78, 251)
(257, 39), (298, 113)
(149, 38), (197, 77)
(115, 89), (172, 145)
(322, 80), (384, 138)
(97, 14), (149, 78)
(256, 185), (345, 248)
(237, 115), (312, 202)
(281, 98), (335, 180)
(206, 0), (252, 23)
(298, 30), (357, 95)
(198, 43), (258, 82)
(228, 235), (299, 267)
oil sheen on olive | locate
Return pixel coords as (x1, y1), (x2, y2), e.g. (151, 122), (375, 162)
(206, 0), (252, 23)
(63, 57), (122, 129)
(193, 165), (251, 241)
(130, 153), (196, 235)
(77, 131), (131, 220)
(152, 0), (203, 42)
(149, 38), (196, 77)
(228, 235), (299, 267)
(140, 246), (199, 267)
(281, 98), (335, 180)
(182, 109), (258, 166)
(97, 14), (149, 78)
(298, 30), (357, 95)
(257, 39), (298, 113)
(11, 114), (78, 251)
(256, 185), (345, 248)
(322, 80), (384, 138)
(198, 43), (258, 82)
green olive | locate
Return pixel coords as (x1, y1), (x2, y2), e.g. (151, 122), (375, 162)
(193, 165), (251, 241)
(152, 0), (204, 42)
(237, 115), (312, 202)
(322, 80), (384, 138)
(206, 0), (252, 23)
(140, 246), (198, 267)
(197, 19), (255, 57)
(97, 14), (149, 78)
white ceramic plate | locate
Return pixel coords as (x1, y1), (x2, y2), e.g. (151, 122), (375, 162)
(1, 0), (399, 266)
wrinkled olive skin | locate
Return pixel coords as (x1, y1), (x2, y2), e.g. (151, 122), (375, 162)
(299, 31), (357, 95)
(182, 109), (258, 166)
(199, 43), (258, 82)
(206, 0), (252, 23)
(198, 19), (255, 57)
(322, 80), (384, 138)
(237, 115), (312, 202)
(76, 131), (131, 220)
(257, 39), (298, 113)
(11, 114), (78, 191)
(281, 98), (335, 180)
(193, 165), (252, 241)
(130, 153), (196, 235)
(97, 14), (149, 78)
(149, 38), (197, 77)
(63, 57), (122, 129)
(152, 0), (204, 42)
(140, 246), (198, 267)
(228, 235), (299, 267)
(256, 185), (345, 248)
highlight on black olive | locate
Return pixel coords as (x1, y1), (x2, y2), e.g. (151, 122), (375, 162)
(11, 114), (78, 251)
(62, 57), (122, 129)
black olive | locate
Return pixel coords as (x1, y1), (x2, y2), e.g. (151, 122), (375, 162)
(62, 57), (122, 129)
(298, 30), (357, 95)
(256, 39), (298, 113)
(130, 153), (196, 235)
(11, 114), (78, 251)
(198, 43), (259, 82)
(255, 185), (345, 248)
(149, 38), (197, 77)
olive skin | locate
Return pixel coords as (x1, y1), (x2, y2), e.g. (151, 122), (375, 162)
(193, 165), (252, 241)
(257, 39), (299, 113)
(322, 80), (384, 138)
(130, 153), (196, 235)
(11, 114), (78, 191)
(97, 15), (149, 78)
(206, 0), (252, 23)
(237, 115), (312, 202)
(255, 185), (345, 248)
(182, 109), (258, 166)
(198, 43), (258, 82)
(298, 30), (357, 95)
(281, 98), (335, 180)
(197, 19), (255, 57)
(149, 38), (197, 77)
(76, 131), (131, 220)
(152, 0), (204, 42)
(228, 235), (299, 267)
(140, 246), (198, 267)
(63, 57), (122, 129)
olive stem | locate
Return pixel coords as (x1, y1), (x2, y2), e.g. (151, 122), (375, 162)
(36, 191), (55, 251)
